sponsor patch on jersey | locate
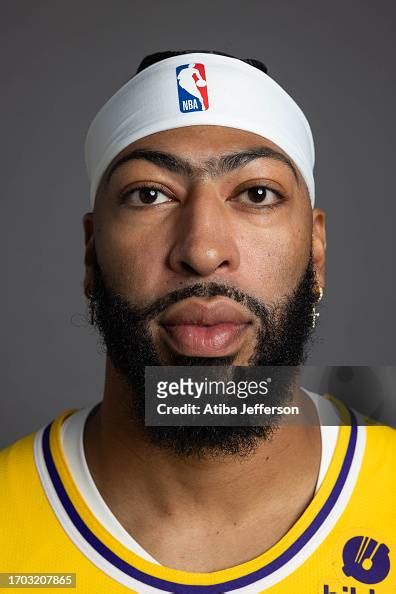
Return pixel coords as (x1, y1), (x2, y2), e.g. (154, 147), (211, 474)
(176, 63), (209, 113)
(342, 535), (390, 584)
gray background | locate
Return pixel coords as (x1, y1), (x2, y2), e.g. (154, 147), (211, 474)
(1, 0), (395, 447)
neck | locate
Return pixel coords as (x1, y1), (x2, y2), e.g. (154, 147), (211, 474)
(84, 358), (320, 525)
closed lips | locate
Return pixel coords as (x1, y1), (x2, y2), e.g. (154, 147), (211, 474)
(159, 300), (253, 327)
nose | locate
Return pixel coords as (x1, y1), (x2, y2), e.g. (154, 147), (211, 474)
(168, 185), (240, 278)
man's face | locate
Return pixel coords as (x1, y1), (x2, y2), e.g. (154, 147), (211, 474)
(83, 126), (326, 455)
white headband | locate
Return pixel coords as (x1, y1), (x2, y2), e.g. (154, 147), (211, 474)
(85, 53), (315, 206)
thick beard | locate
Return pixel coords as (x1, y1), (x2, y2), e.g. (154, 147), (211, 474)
(89, 254), (317, 458)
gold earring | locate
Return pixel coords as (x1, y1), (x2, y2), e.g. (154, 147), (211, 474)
(312, 286), (323, 329)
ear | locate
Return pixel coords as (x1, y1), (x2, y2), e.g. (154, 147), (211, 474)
(311, 208), (326, 289)
(82, 212), (95, 299)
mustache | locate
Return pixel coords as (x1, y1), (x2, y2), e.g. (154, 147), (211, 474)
(94, 276), (272, 325)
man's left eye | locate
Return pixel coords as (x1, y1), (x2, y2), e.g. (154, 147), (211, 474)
(237, 186), (280, 207)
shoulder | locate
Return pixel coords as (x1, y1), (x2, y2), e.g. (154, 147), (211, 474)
(0, 412), (79, 565)
(0, 410), (75, 514)
(0, 431), (37, 490)
(0, 430), (42, 546)
(325, 393), (396, 485)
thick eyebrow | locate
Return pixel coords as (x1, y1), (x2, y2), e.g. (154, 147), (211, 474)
(214, 148), (299, 181)
(105, 146), (299, 185)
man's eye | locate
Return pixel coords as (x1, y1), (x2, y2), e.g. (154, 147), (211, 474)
(237, 186), (281, 207)
(122, 187), (171, 206)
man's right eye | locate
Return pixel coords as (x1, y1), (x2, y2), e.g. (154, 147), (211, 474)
(121, 186), (172, 206)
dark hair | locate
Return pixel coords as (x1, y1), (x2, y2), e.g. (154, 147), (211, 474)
(136, 50), (268, 75)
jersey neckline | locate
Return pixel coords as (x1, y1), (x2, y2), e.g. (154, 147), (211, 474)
(59, 389), (340, 564)
(35, 397), (364, 592)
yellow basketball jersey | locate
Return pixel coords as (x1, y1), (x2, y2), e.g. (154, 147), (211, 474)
(1, 399), (395, 594)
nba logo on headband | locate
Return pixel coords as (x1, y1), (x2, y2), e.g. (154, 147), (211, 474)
(176, 63), (209, 113)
